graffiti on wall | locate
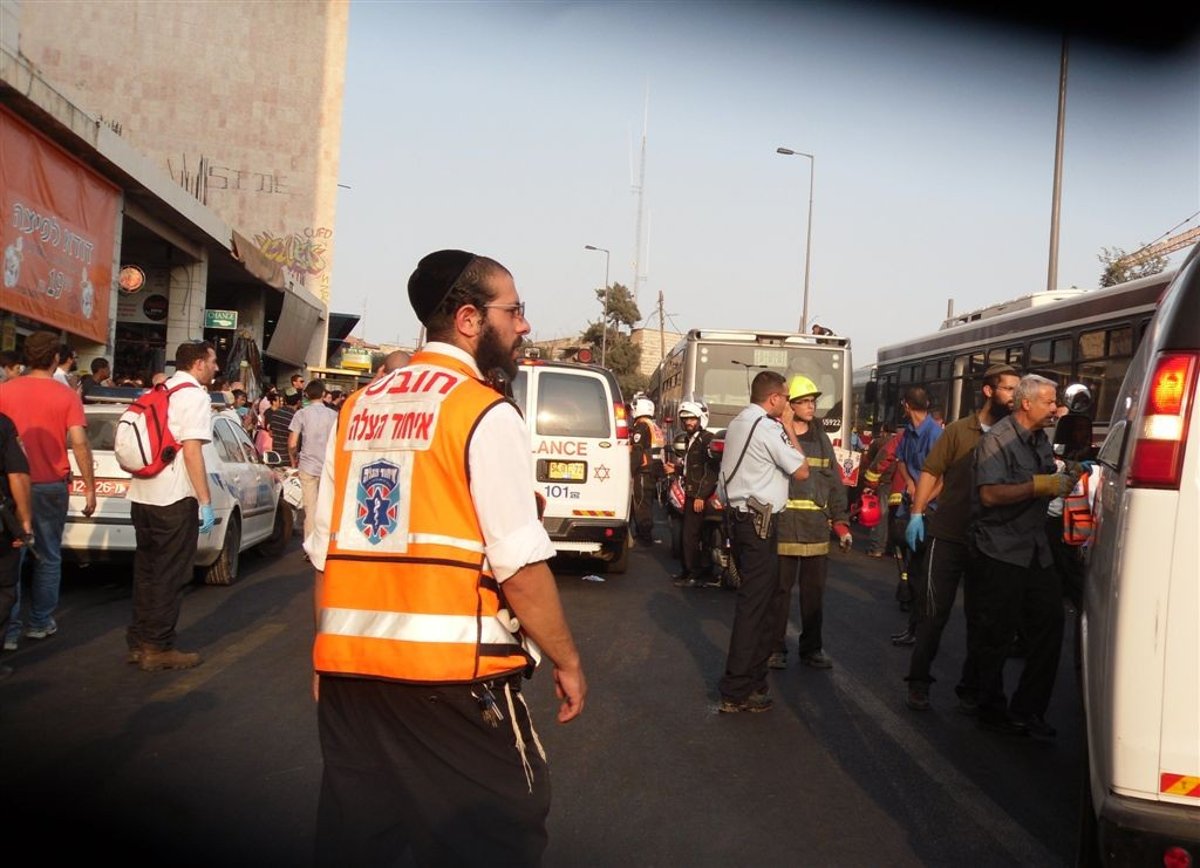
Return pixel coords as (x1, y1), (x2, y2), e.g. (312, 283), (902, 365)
(167, 154), (291, 205)
(254, 226), (332, 287)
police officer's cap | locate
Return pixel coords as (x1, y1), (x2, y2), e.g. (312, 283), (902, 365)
(408, 249), (477, 324)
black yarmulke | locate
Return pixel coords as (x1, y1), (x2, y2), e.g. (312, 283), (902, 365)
(408, 249), (476, 323)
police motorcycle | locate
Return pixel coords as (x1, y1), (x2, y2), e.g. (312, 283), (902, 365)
(665, 401), (741, 589)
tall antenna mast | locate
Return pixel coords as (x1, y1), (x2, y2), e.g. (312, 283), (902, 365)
(631, 87), (648, 304)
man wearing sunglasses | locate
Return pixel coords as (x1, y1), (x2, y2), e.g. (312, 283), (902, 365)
(308, 249), (585, 866)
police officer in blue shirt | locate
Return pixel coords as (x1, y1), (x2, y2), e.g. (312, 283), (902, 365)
(716, 370), (809, 713)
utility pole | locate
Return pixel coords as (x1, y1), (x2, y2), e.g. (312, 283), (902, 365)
(1047, 35), (1068, 292)
(657, 290), (665, 362)
(631, 88), (648, 304)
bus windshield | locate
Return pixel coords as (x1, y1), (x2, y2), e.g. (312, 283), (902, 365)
(697, 343), (847, 432)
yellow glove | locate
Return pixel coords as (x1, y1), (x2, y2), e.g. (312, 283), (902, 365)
(1032, 473), (1073, 498)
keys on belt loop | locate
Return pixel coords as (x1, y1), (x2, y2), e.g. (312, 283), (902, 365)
(471, 684), (505, 728)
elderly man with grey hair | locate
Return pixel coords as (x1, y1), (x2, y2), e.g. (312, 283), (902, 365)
(968, 373), (1080, 739)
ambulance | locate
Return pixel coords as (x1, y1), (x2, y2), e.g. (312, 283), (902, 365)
(1079, 246), (1200, 865)
(512, 356), (632, 572)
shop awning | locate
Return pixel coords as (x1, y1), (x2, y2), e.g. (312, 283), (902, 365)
(265, 290), (324, 367)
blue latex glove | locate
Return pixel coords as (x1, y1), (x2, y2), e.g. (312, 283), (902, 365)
(199, 503), (216, 534)
(905, 514), (925, 550)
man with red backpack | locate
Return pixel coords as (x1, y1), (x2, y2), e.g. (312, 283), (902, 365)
(126, 340), (218, 672)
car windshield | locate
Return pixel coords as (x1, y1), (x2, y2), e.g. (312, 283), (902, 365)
(533, 371), (611, 438)
(697, 343), (846, 429)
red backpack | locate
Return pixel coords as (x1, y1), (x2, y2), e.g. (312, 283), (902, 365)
(113, 382), (199, 477)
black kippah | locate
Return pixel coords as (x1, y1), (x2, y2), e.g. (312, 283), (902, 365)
(408, 249), (476, 324)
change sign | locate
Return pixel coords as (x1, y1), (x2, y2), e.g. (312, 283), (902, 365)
(204, 308), (238, 329)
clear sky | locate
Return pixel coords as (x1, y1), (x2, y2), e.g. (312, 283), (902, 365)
(330, 0), (1200, 366)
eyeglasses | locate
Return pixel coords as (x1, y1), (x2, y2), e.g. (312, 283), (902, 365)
(482, 301), (526, 319)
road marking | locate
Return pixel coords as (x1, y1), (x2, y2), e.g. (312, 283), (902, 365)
(150, 622), (289, 703)
(824, 668), (1061, 866)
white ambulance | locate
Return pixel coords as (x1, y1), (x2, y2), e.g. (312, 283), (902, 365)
(511, 356), (632, 573)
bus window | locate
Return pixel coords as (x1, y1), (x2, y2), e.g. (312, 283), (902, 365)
(1077, 357), (1131, 422)
(1030, 339), (1051, 366)
(1079, 330), (1105, 360)
(1109, 327), (1133, 357)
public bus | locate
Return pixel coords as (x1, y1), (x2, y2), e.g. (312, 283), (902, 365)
(646, 328), (854, 448)
(861, 269), (1175, 440)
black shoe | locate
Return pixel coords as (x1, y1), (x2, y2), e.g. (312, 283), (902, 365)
(1015, 713), (1057, 739)
(767, 652), (788, 670)
(891, 627), (916, 646)
(698, 575), (723, 588)
(978, 714), (1029, 736)
(672, 575), (700, 588)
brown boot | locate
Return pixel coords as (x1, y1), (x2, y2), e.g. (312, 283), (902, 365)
(138, 647), (202, 672)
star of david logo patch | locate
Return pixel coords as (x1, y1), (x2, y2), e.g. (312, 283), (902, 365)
(593, 464), (611, 482)
(355, 459), (401, 544)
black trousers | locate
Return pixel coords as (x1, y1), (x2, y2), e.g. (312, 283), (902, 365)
(719, 512), (779, 702)
(973, 552), (1065, 722)
(316, 675), (550, 868)
(770, 554), (828, 657)
(679, 502), (707, 575)
(128, 497), (199, 651)
(632, 474), (656, 541)
(906, 537), (977, 689)
(0, 543), (18, 642)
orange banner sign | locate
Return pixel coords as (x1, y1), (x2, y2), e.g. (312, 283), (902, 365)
(1, 107), (119, 343)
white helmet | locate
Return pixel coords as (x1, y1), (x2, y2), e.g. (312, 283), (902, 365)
(678, 399), (709, 430)
(632, 397), (655, 419)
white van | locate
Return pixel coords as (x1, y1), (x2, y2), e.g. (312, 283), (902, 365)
(511, 357), (632, 572)
(1079, 247), (1200, 864)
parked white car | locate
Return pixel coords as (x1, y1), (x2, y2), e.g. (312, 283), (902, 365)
(63, 397), (292, 585)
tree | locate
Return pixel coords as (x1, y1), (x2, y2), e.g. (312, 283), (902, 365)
(1098, 245), (1168, 287)
(580, 282), (647, 398)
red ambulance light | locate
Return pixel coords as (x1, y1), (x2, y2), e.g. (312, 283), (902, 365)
(1162, 845), (1192, 868)
(614, 402), (629, 439)
(1129, 352), (1197, 489)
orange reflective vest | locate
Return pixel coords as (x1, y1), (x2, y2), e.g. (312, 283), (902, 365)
(1062, 471), (1094, 546)
(313, 349), (534, 684)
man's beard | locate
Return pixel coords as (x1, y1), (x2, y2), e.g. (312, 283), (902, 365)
(475, 319), (520, 381)
(988, 397), (1013, 420)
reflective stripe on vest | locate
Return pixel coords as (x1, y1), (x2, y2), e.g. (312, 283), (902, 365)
(314, 351), (532, 684)
(786, 498), (823, 511)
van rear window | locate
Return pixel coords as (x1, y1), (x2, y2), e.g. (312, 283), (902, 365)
(536, 372), (611, 438)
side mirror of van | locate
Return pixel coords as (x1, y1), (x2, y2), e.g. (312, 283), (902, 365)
(864, 382), (877, 404)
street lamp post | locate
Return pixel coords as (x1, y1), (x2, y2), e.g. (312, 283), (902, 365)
(776, 147), (815, 334)
(584, 244), (611, 366)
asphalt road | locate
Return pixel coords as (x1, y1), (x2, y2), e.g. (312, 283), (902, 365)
(0, 512), (1084, 866)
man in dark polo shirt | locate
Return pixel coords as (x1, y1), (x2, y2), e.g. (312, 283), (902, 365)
(902, 364), (1019, 712)
(970, 374), (1080, 737)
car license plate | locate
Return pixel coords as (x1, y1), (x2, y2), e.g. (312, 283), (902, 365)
(540, 460), (586, 482)
(74, 478), (129, 498)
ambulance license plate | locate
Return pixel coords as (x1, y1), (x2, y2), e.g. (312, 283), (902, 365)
(540, 460), (586, 483)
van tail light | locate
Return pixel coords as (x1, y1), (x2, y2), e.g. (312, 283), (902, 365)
(614, 402), (629, 440)
(1129, 352), (1197, 489)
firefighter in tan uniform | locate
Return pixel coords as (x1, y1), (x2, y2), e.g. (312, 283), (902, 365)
(307, 250), (586, 866)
